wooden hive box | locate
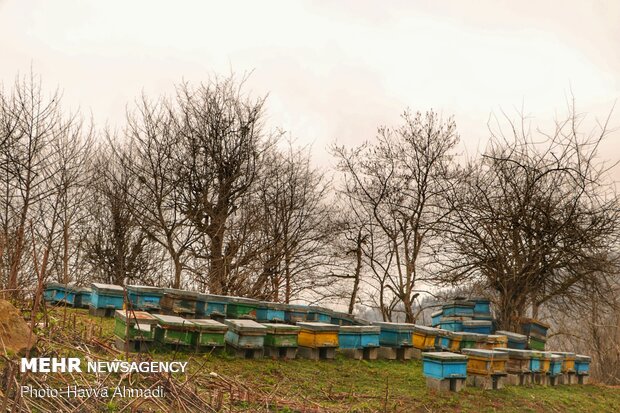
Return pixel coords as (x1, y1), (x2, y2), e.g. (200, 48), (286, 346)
(225, 296), (260, 320)
(297, 322), (339, 349)
(481, 334), (508, 350)
(307, 306), (333, 323)
(461, 348), (508, 376)
(126, 285), (164, 312)
(434, 328), (452, 351)
(496, 348), (532, 374)
(438, 316), (471, 332)
(412, 325), (441, 351)
(495, 330), (527, 350)
(462, 320), (493, 335)
(262, 323), (301, 348)
(422, 352), (468, 380)
(442, 301), (475, 318)
(552, 351), (576, 373)
(153, 314), (195, 346)
(256, 302), (287, 323)
(373, 322), (414, 347)
(197, 294), (228, 319)
(575, 354), (591, 375)
(90, 283), (124, 310)
(114, 310), (157, 341)
(338, 325), (380, 349)
(549, 354), (563, 377)
(160, 288), (200, 317)
(224, 319), (267, 349)
(191, 319), (227, 348)
(431, 310), (443, 327)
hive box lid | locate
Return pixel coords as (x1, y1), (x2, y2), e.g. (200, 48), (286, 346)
(44, 281), (65, 289)
(126, 285), (164, 294)
(496, 348), (533, 359)
(442, 301), (475, 308)
(372, 322), (415, 332)
(431, 310), (443, 317)
(308, 306), (333, 314)
(552, 351), (576, 358)
(486, 334), (508, 342)
(225, 319), (267, 333)
(467, 297), (491, 303)
(114, 310), (157, 323)
(226, 296), (260, 304)
(411, 325), (441, 334)
(461, 348), (509, 359)
(495, 330), (527, 341)
(422, 351), (467, 361)
(462, 320), (492, 327)
(575, 354), (592, 362)
(163, 288), (199, 299)
(339, 325), (380, 334)
(256, 301), (288, 310)
(262, 323), (301, 334)
(199, 293), (229, 303)
(434, 328), (451, 337)
(91, 283), (124, 293)
(192, 319), (228, 331)
(152, 314), (194, 327)
(296, 322), (339, 332)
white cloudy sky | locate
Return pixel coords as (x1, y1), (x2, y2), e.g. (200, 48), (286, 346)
(1, 0), (619, 178)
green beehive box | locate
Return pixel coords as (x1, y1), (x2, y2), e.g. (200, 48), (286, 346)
(527, 335), (546, 351)
(225, 296), (260, 319)
(114, 310), (158, 341)
(262, 323), (300, 348)
(153, 314), (195, 346)
(191, 319), (227, 348)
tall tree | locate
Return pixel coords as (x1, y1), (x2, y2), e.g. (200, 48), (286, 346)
(439, 105), (620, 331)
(333, 110), (459, 322)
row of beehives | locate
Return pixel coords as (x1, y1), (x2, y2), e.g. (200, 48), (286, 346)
(422, 349), (591, 391)
(432, 298), (550, 351)
(43, 282), (365, 325)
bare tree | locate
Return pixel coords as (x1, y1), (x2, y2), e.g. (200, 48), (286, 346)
(333, 110), (459, 322)
(439, 104), (620, 331)
(251, 142), (331, 302)
(119, 95), (197, 288)
(173, 77), (274, 294)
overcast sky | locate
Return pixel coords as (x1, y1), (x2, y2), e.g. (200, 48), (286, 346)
(1, 0), (618, 179)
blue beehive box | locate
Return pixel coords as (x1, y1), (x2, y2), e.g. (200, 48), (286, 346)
(256, 302), (287, 323)
(435, 329), (452, 350)
(197, 294), (228, 318)
(575, 355), (591, 375)
(438, 316), (470, 332)
(462, 320), (493, 335)
(224, 319), (267, 349)
(422, 352), (468, 380)
(529, 350), (542, 373)
(431, 310), (443, 327)
(467, 297), (491, 315)
(442, 301), (475, 317)
(59, 284), (81, 306)
(330, 310), (358, 326)
(307, 306), (332, 323)
(373, 322), (414, 347)
(549, 354), (563, 377)
(74, 286), (92, 308)
(90, 283), (124, 310)
(338, 325), (380, 349)
(43, 282), (63, 303)
(126, 285), (164, 311)
(495, 330), (527, 350)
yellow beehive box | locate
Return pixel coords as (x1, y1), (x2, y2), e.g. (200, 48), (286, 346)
(297, 322), (339, 348)
(539, 352), (552, 373)
(552, 351), (576, 373)
(461, 348), (508, 375)
(482, 334), (508, 350)
(412, 325), (439, 351)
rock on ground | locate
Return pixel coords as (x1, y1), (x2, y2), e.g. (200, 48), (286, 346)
(0, 299), (35, 355)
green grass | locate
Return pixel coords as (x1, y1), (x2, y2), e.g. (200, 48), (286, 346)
(30, 307), (620, 412)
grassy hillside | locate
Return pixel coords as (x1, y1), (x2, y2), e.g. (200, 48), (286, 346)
(9, 307), (620, 412)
